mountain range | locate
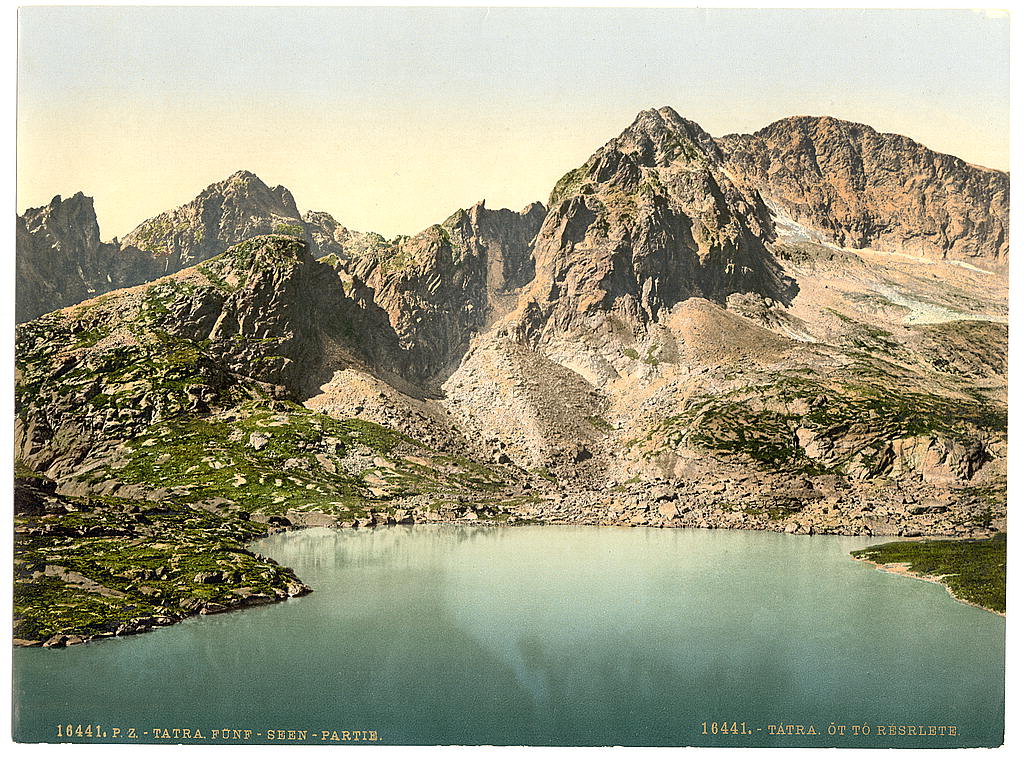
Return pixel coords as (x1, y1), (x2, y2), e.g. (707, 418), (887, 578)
(14, 107), (1009, 644)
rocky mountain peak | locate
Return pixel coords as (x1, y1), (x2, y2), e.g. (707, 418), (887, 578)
(460, 199), (546, 233)
(303, 210), (354, 262)
(522, 107), (790, 342)
(15, 173), (324, 323)
(180, 169), (301, 224)
(717, 115), (1010, 264)
(226, 168), (261, 182)
(119, 170), (306, 272)
(607, 106), (723, 168)
(16, 191), (164, 322)
(216, 170), (300, 215)
(21, 192), (102, 249)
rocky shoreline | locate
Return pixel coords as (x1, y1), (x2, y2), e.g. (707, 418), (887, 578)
(15, 576), (311, 649)
(12, 476), (312, 649)
(357, 473), (1004, 540)
(16, 485), (1004, 649)
(15, 442), (1005, 650)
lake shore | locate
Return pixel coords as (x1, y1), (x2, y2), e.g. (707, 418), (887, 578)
(852, 558), (1005, 617)
(850, 534), (1006, 615)
(15, 473), (1005, 648)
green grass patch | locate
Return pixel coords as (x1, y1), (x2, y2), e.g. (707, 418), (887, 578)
(646, 372), (1005, 476)
(852, 533), (1006, 613)
(14, 492), (302, 641)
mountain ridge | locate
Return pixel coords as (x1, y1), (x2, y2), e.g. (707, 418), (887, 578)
(716, 112), (1009, 265)
(16, 106), (1009, 539)
(17, 107), (1008, 323)
(14, 100), (1010, 644)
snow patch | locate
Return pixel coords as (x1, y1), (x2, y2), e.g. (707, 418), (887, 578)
(767, 203), (830, 246)
(949, 260), (996, 275)
(873, 284), (1006, 326)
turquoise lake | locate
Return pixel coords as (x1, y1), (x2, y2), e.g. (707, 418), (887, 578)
(13, 525), (1005, 746)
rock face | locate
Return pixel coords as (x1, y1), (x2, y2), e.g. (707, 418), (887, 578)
(14, 235), (403, 480)
(717, 116), (1009, 267)
(302, 210), (351, 261)
(17, 172), (329, 323)
(509, 107), (794, 343)
(16, 194), (161, 322)
(120, 170), (308, 272)
(14, 105), (1009, 525)
(352, 201), (545, 382)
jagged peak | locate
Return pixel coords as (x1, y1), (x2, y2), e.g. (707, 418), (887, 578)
(610, 106), (722, 166)
(127, 171), (300, 231)
(460, 199), (546, 224)
(303, 209), (338, 222)
(205, 169), (274, 195)
(546, 107), (724, 206)
(303, 209), (345, 231)
(19, 192), (99, 233)
(50, 190), (89, 204)
(195, 170), (299, 206)
(225, 168), (265, 184)
(24, 191), (94, 215)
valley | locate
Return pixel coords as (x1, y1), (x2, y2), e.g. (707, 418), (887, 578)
(14, 107), (1009, 643)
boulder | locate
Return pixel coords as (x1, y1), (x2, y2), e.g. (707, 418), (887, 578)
(248, 432), (269, 451)
(658, 503), (679, 520)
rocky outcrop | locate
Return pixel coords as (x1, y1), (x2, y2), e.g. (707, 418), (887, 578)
(509, 106), (795, 343)
(717, 116), (1009, 266)
(353, 200), (545, 382)
(120, 170), (308, 272)
(301, 210), (392, 263)
(16, 194), (162, 322)
(132, 235), (405, 395)
(302, 210), (350, 261)
(14, 235), (404, 480)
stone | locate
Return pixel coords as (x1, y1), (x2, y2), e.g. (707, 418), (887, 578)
(393, 509), (413, 525)
(658, 503), (679, 520)
(248, 432), (269, 451)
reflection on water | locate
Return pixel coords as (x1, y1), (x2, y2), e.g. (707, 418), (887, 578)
(14, 525), (1004, 746)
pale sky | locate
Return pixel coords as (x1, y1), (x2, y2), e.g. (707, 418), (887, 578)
(17, 7), (1011, 240)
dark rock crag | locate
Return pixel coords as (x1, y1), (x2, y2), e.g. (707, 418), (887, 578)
(16, 194), (160, 322)
(509, 107), (796, 343)
(352, 200), (546, 383)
